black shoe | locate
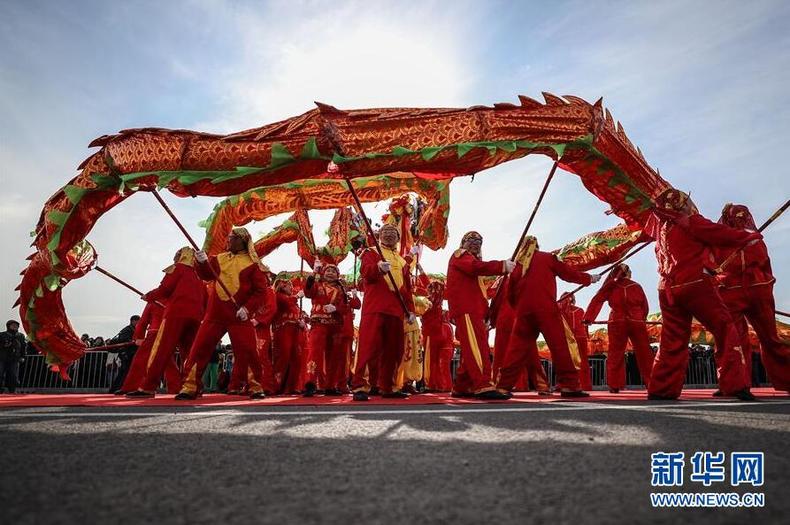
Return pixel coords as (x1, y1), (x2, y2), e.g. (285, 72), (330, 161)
(647, 393), (676, 401)
(608, 388), (620, 394)
(382, 391), (409, 399)
(112, 390), (127, 396)
(477, 390), (512, 400)
(712, 389), (723, 397)
(537, 390), (552, 396)
(249, 391), (266, 400)
(369, 387), (381, 396)
(174, 392), (196, 401)
(353, 391), (369, 401)
(303, 382), (317, 397)
(125, 390), (155, 398)
(734, 389), (757, 401)
(324, 388), (343, 396)
(560, 390), (590, 398)
(450, 391), (475, 398)
(226, 390), (243, 396)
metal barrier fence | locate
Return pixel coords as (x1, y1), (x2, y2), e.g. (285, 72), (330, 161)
(17, 349), (769, 392)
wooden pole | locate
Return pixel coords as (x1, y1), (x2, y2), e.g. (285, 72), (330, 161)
(487, 160), (559, 323)
(564, 241), (652, 297)
(151, 190), (239, 308)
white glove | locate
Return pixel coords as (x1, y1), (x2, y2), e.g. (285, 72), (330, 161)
(590, 274), (601, 283)
(407, 312), (417, 324)
(378, 261), (392, 273)
(504, 260), (517, 274)
(195, 250), (208, 263)
(323, 304), (337, 313)
(296, 290), (305, 299)
(351, 290), (360, 299)
(410, 245), (422, 256)
(251, 318), (259, 327)
(236, 306), (249, 321)
(298, 320), (307, 329)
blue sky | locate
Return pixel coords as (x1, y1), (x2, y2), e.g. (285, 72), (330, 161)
(1, 0), (788, 338)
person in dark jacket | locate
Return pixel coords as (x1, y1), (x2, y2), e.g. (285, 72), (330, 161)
(0, 320), (27, 393)
(108, 315), (140, 394)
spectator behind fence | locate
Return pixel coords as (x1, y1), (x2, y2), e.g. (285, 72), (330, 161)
(108, 316), (140, 394)
(1, 320), (27, 394)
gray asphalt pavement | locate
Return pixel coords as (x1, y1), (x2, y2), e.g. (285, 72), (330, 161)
(1, 399), (789, 525)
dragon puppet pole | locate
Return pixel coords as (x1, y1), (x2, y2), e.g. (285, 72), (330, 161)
(716, 198), (790, 273)
(150, 190), (239, 308)
(487, 160), (560, 322)
(586, 320), (662, 326)
(94, 266), (147, 297)
(343, 176), (411, 317)
(299, 258), (305, 311)
(94, 266), (165, 308)
(776, 310), (790, 319)
(564, 241), (652, 297)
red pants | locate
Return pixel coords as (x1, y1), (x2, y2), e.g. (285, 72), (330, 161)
(228, 325), (278, 393)
(423, 335), (453, 391)
(576, 336), (593, 391)
(121, 330), (181, 393)
(721, 284), (790, 391)
(181, 319), (264, 395)
(352, 313), (403, 394)
(273, 323), (302, 394)
(141, 317), (200, 393)
(305, 323), (346, 391)
(649, 279), (749, 398)
(606, 320), (653, 389)
(498, 310), (580, 391)
(453, 314), (495, 394)
(493, 315), (539, 391)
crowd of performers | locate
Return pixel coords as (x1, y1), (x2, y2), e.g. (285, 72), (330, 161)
(120, 189), (788, 401)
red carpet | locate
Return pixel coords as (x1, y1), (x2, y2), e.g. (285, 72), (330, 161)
(0, 388), (786, 407)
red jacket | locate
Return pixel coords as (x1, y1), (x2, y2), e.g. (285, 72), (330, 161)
(145, 263), (206, 321)
(560, 303), (589, 340)
(713, 240), (775, 290)
(197, 253), (268, 323)
(650, 213), (756, 289)
(359, 248), (414, 317)
(421, 302), (445, 340)
(253, 285), (278, 327)
(584, 278), (648, 323)
(133, 302), (164, 340)
(446, 250), (506, 320)
(305, 276), (355, 325)
(508, 251), (591, 314)
(273, 292), (301, 327)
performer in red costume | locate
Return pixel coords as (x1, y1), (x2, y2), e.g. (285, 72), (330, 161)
(421, 281), (453, 392)
(583, 265), (652, 392)
(119, 301), (180, 394)
(303, 262), (354, 396)
(351, 224), (416, 401)
(714, 203), (790, 392)
(175, 228), (269, 400)
(227, 277), (279, 395)
(496, 236), (597, 398)
(559, 292), (593, 391)
(446, 231), (514, 399)
(493, 279), (549, 393)
(271, 279), (304, 394)
(127, 247), (205, 398)
(645, 189), (761, 400)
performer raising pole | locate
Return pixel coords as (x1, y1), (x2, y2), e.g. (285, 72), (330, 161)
(150, 190), (239, 308)
(488, 160), (560, 323)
